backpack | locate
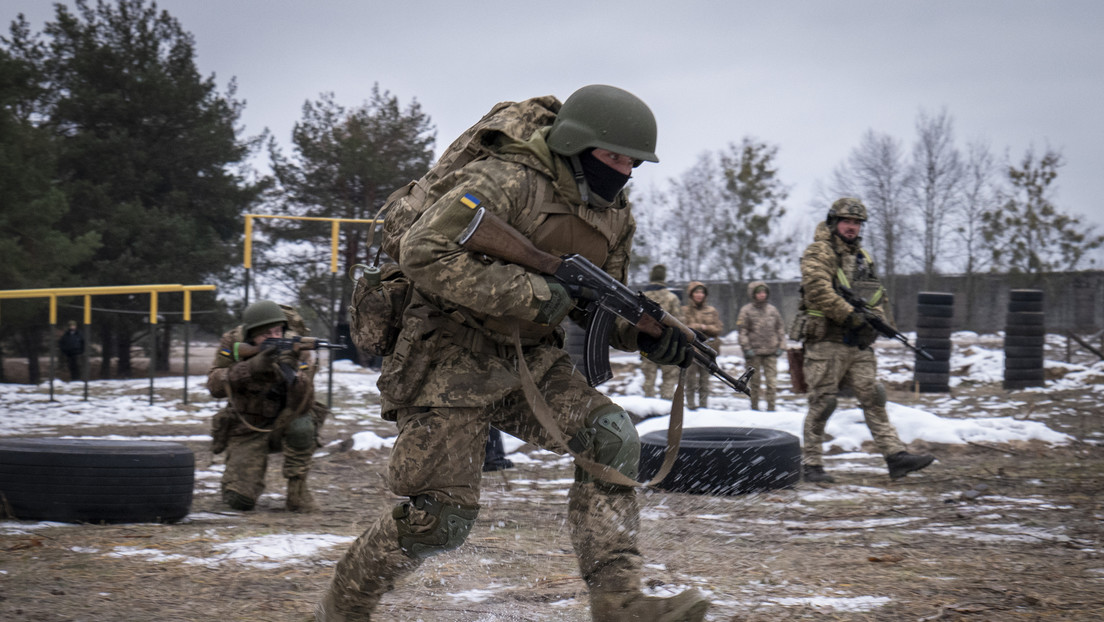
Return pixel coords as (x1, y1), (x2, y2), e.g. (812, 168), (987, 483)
(348, 95), (562, 357)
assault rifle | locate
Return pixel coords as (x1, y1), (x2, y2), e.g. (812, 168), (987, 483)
(235, 336), (346, 359)
(458, 207), (754, 396)
(837, 285), (934, 361)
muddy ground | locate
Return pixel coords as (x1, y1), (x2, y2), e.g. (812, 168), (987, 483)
(1, 341), (1103, 622)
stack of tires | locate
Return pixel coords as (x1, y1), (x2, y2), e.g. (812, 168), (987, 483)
(913, 292), (954, 393)
(1003, 289), (1046, 390)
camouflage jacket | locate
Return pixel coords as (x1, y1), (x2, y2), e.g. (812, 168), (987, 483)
(207, 326), (315, 424)
(681, 281), (724, 350)
(641, 281), (682, 320)
(736, 281), (785, 353)
(381, 126), (638, 409)
(799, 222), (891, 343)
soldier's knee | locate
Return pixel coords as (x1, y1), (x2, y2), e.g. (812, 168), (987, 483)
(872, 382), (887, 407)
(284, 415), (316, 451)
(569, 404), (640, 490)
(393, 494), (479, 559)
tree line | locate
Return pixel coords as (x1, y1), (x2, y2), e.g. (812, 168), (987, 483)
(2, 0), (1100, 381)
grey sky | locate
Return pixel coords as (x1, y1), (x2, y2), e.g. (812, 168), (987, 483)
(9, 1), (1104, 237)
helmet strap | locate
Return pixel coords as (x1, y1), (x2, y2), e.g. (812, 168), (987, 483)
(568, 154), (591, 205)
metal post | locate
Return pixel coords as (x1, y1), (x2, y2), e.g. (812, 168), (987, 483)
(328, 272), (336, 408)
(82, 322), (90, 401)
(149, 321), (156, 406)
(183, 320), (190, 405)
(48, 295), (57, 402)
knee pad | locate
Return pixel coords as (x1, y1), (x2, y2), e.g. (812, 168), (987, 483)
(569, 404), (640, 487)
(223, 489), (255, 511)
(873, 382), (887, 407)
(283, 415), (316, 451)
(393, 494), (479, 560)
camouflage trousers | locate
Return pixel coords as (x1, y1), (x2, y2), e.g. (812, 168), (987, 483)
(745, 353), (779, 411)
(684, 363), (711, 409)
(640, 357), (679, 400)
(220, 423), (316, 503)
(802, 340), (905, 467)
(320, 348), (645, 615)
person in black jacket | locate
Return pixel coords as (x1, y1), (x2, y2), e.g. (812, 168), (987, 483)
(57, 321), (84, 381)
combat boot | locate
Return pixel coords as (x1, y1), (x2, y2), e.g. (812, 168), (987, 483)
(590, 588), (709, 621)
(802, 465), (835, 483)
(286, 475), (317, 512)
(886, 451), (935, 479)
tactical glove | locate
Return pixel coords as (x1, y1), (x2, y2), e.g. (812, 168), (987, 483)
(638, 325), (692, 367)
(533, 278), (572, 326)
(246, 346), (279, 380)
(775, 349), (784, 357)
(744, 348), (756, 358)
(844, 311), (868, 330)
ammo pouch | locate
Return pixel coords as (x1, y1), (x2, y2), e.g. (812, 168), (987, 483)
(790, 311), (827, 342)
(349, 262), (412, 357)
(376, 304), (440, 404)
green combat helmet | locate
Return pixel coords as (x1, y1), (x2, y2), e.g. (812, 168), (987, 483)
(243, 300), (287, 338)
(546, 84), (659, 164)
(827, 197), (868, 224)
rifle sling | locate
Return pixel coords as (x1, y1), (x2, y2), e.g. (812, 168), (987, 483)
(511, 323), (684, 488)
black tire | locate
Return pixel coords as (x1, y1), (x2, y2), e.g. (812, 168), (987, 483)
(1004, 346), (1044, 359)
(916, 304), (954, 318)
(916, 327), (953, 340)
(917, 292), (954, 305)
(914, 372), (950, 385)
(1004, 368), (1046, 382)
(1009, 289), (1044, 302)
(1004, 324), (1045, 337)
(916, 316), (953, 329)
(1007, 300), (1044, 313)
(1004, 335), (1045, 347)
(1003, 378), (1045, 390)
(916, 382), (950, 393)
(1005, 312), (1045, 326)
(638, 427), (801, 495)
(915, 360), (950, 374)
(1004, 357), (1043, 370)
(0, 439), (193, 524)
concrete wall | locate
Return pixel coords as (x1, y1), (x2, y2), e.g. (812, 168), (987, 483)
(654, 270), (1103, 336)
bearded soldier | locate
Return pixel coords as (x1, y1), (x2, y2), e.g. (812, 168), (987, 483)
(316, 85), (708, 621)
(796, 198), (934, 483)
(207, 300), (326, 512)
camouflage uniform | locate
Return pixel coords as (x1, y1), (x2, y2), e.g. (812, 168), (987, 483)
(736, 280), (785, 411)
(796, 221), (906, 468)
(681, 281), (723, 409)
(319, 126), (662, 617)
(639, 265), (682, 400)
(207, 320), (324, 511)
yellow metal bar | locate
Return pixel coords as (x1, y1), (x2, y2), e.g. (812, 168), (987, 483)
(331, 220), (340, 273)
(50, 295), (57, 325)
(183, 290), (192, 322)
(150, 292), (158, 325)
(0, 284), (186, 299)
(245, 213), (381, 225)
(244, 215), (254, 269)
(84, 295), (92, 325)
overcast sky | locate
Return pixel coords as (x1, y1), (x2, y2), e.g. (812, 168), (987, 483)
(9, 1), (1104, 239)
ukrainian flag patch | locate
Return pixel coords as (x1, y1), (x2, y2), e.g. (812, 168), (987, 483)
(219, 347), (233, 358)
(460, 193), (481, 209)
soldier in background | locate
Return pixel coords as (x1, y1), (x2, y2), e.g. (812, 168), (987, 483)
(681, 282), (724, 409)
(57, 320), (84, 382)
(795, 198), (934, 483)
(736, 281), (785, 411)
(639, 264), (683, 400)
(206, 300), (327, 512)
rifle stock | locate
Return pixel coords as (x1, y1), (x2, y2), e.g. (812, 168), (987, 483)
(457, 207), (755, 396)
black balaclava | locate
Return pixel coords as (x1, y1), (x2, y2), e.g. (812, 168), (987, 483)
(577, 148), (631, 206)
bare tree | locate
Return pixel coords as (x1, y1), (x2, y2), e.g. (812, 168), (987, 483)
(828, 130), (914, 288)
(954, 140), (1001, 276)
(648, 152), (725, 282)
(908, 108), (963, 287)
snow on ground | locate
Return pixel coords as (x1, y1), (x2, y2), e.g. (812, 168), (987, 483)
(2, 333), (1101, 602)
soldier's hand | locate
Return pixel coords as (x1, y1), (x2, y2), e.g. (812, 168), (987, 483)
(246, 346), (279, 379)
(533, 278), (572, 326)
(638, 325), (692, 368)
(845, 311), (867, 330)
(277, 349), (300, 369)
